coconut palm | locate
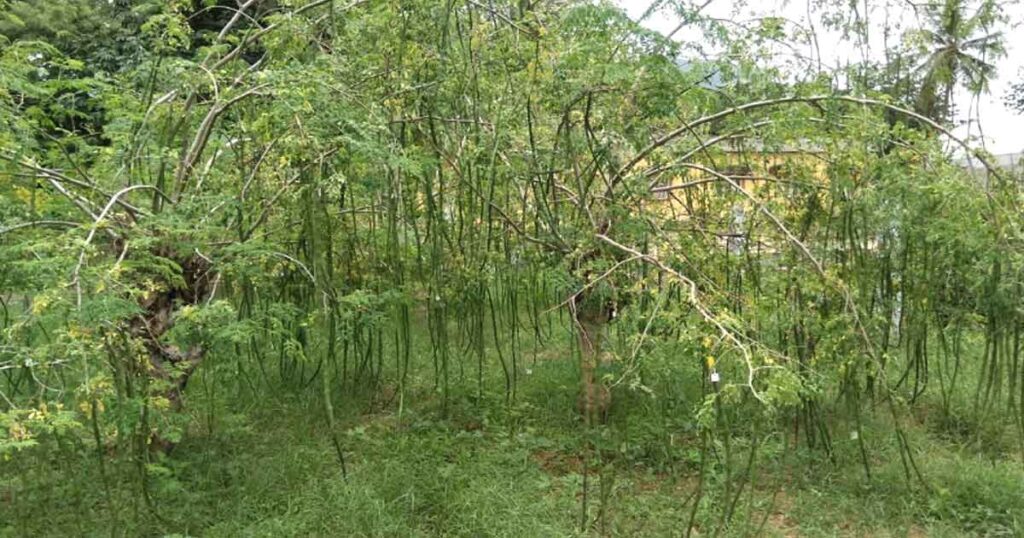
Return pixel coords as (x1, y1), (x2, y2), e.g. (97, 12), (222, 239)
(911, 0), (1005, 122)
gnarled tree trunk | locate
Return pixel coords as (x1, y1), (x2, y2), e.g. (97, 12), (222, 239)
(128, 251), (213, 451)
(574, 296), (612, 426)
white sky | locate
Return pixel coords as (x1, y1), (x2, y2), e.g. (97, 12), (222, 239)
(616, 0), (1024, 154)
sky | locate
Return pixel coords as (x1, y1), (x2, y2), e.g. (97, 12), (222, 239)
(615, 0), (1024, 155)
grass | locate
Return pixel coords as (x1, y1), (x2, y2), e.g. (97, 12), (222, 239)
(3, 327), (1024, 537)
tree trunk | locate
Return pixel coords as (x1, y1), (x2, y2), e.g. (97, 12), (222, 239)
(575, 298), (611, 426)
(129, 251), (213, 451)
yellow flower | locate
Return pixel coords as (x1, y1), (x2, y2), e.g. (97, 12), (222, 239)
(151, 396), (171, 410)
(31, 295), (50, 316)
(13, 186), (34, 204)
(8, 422), (29, 441)
(705, 356), (716, 369)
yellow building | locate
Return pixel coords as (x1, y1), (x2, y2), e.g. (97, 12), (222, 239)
(643, 140), (829, 251)
(649, 140), (825, 206)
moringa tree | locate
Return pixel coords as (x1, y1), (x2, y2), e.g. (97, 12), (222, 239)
(1, 3), (1021, 532)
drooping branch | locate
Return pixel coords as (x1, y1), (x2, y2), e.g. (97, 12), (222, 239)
(0, 220), (80, 235)
(0, 151), (147, 218)
(173, 84), (269, 198)
(612, 95), (1010, 193)
(594, 233), (767, 403)
(209, 0), (370, 71)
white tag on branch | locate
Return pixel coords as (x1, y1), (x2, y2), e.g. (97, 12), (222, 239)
(710, 371), (720, 383)
(850, 430), (859, 440)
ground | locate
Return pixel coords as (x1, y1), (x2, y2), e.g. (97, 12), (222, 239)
(2, 340), (1023, 537)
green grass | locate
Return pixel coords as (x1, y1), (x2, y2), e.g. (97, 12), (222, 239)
(3, 332), (1024, 537)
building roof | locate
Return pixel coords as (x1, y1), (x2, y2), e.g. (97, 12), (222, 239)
(957, 152), (1023, 174)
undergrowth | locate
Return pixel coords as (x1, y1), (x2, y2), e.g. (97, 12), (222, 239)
(3, 337), (1022, 537)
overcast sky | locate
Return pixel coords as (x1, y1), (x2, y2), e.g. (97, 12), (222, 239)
(616, 0), (1023, 154)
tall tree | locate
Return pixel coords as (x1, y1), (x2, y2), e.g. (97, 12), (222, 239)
(1006, 67), (1024, 115)
(910, 0), (1005, 121)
